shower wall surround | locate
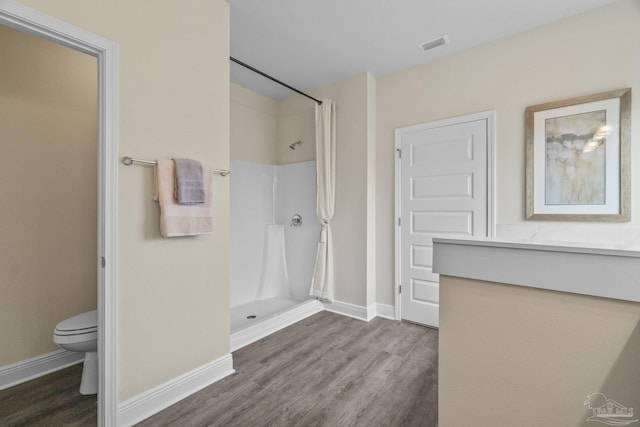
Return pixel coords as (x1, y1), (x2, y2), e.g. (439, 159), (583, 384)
(275, 161), (320, 300)
(230, 159), (319, 308)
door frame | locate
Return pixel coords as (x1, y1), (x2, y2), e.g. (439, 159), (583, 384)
(0, 1), (119, 425)
(394, 110), (495, 321)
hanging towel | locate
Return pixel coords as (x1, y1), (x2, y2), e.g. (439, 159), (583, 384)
(153, 159), (214, 237)
(173, 158), (205, 205)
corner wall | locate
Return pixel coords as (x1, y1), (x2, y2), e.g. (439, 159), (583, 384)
(308, 72), (376, 307)
(365, 74), (377, 308)
(20, 0), (231, 402)
(376, 0), (640, 305)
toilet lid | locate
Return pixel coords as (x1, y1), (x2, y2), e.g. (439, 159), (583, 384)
(55, 309), (98, 335)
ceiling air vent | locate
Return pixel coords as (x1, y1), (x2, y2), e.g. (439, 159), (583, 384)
(419, 35), (449, 53)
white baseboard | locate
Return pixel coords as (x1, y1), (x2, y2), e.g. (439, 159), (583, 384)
(231, 299), (323, 352)
(118, 354), (234, 427)
(0, 349), (84, 391)
(375, 303), (396, 320)
(323, 300), (397, 322)
(324, 300), (370, 321)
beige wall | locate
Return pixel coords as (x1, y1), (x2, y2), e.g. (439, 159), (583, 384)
(19, 0), (231, 401)
(231, 82), (315, 165)
(439, 275), (640, 426)
(365, 74), (377, 307)
(231, 82), (278, 164)
(277, 96), (316, 164)
(376, 0), (640, 305)
(0, 25), (97, 366)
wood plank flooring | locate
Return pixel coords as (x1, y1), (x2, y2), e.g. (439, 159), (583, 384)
(139, 311), (438, 427)
(0, 363), (97, 426)
(0, 312), (437, 426)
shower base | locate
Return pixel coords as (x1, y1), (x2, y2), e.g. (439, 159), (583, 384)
(230, 297), (323, 351)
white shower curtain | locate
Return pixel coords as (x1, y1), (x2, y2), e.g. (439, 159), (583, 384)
(310, 99), (336, 301)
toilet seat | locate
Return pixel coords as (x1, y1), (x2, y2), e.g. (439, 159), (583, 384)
(53, 310), (97, 345)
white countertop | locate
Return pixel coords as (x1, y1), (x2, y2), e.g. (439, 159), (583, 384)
(432, 237), (640, 303)
(434, 236), (640, 257)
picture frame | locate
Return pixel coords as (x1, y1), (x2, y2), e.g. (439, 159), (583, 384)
(525, 88), (631, 221)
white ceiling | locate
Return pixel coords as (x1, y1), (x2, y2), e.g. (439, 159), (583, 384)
(229, 0), (619, 100)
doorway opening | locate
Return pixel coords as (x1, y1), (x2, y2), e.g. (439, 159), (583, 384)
(0, 2), (118, 425)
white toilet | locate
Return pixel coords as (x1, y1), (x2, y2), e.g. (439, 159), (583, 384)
(53, 310), (98, 395)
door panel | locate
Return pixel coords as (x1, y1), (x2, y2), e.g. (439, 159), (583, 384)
(398, 116), (490, 327)
(412, 211), (473, 235)
(413, 173), (473, 199)
(412, 279), (439, 303)
(410, 136), (473, 165)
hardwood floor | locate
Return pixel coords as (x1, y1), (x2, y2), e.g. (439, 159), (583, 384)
(0, 312), (437, 427)
(0, 363), (97, 426)
(139, 311), (438, 427)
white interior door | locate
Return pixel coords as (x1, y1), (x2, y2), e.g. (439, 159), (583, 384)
(396, 112), (493, 327)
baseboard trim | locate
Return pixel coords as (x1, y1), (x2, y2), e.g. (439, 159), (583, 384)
(231, 299), (323, 352)
(323, 300), (397, 322)
(375, 303), (396, 320)
(118, 353), (235, 427)
(324, 300), (370, 321)
(0, 349), (84, 391)
(366, 303), (378, 321)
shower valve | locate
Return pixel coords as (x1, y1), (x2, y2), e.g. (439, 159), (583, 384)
(290, 214), (303, 227)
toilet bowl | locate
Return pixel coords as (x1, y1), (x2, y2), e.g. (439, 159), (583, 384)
(53, 310), (98, 395)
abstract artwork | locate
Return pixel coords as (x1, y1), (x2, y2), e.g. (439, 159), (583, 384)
(525, 88), (630, 221)
(544, 110), (607, 206)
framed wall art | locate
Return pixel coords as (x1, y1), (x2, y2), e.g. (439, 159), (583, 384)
(525, 88), (631, 221)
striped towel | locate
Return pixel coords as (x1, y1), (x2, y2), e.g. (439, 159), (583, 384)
(153, 159), (213, 237)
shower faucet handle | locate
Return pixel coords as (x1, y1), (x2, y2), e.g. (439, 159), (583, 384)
(290, 214), (303, 227)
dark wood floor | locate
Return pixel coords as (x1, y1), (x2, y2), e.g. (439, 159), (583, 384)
(139, 311), (438, 427)
(0, 312), (437, 427)
(0, 363), (97, 426)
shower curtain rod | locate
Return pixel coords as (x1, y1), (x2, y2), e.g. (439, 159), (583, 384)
(230, 56), (323, 105)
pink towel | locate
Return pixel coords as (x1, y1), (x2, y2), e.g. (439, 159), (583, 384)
(153, 159), (213, 237)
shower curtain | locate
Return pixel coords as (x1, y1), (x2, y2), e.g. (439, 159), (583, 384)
(310, 99), (336, 301)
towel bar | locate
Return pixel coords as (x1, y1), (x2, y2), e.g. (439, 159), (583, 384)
(122, 156), (230, 177)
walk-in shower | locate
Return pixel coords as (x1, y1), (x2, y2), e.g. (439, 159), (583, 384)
(229, 159), (322, 350)
(229, 58), (327, 350)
